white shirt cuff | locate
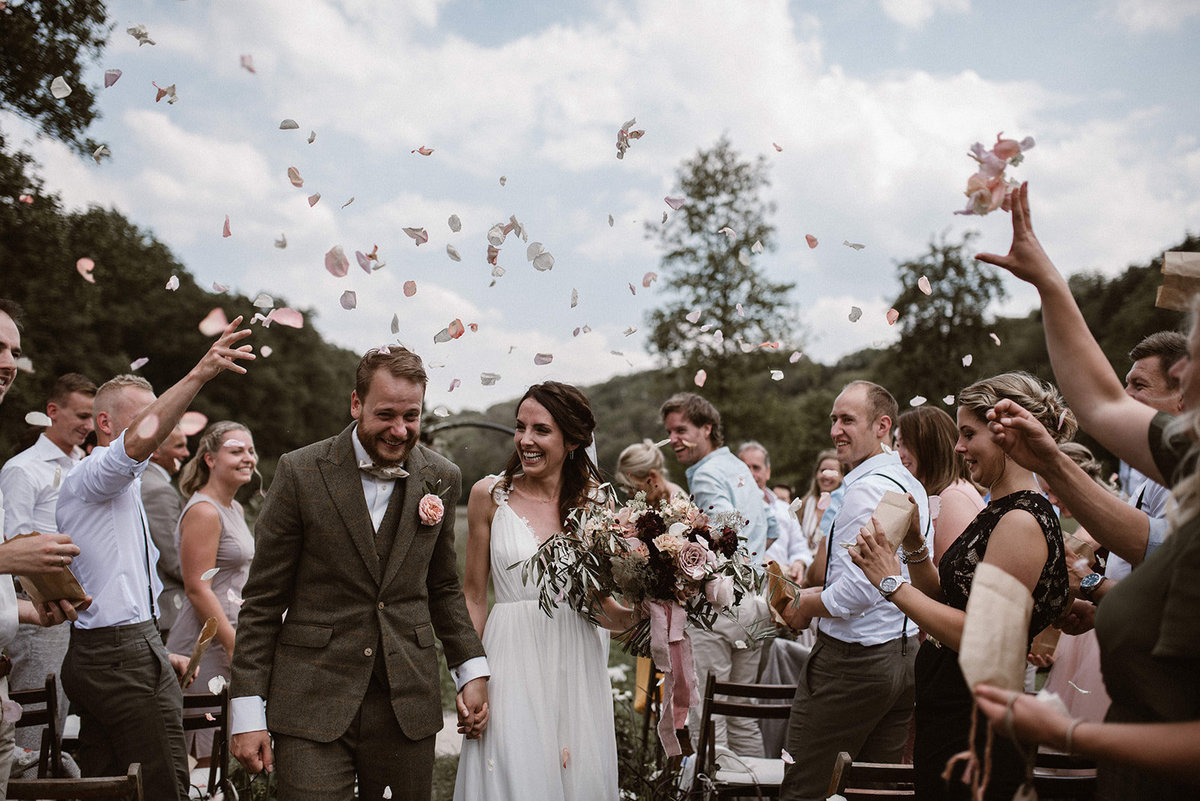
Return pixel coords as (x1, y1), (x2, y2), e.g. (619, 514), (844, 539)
(230, 695), (268, 735)
(450, 656), (490, 691)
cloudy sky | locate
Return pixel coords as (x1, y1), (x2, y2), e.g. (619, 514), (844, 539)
(9, 0), (1200, 411)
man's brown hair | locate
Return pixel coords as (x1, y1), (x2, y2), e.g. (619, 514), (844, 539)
(355, 347), (427, 399)
(660, 392), (723, 447)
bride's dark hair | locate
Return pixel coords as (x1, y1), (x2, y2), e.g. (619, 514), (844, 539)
(500, 381), (603, 529)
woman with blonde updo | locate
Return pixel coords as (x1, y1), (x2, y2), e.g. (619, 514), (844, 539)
(615, 439), (685, 504)
(849, 372), (1073, 800)
(166, 420), (258, 760)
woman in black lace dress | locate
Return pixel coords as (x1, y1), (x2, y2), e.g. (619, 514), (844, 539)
(850, 372), (1072, 800)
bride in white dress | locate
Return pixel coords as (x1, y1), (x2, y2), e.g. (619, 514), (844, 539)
(455, 382), (635, 801)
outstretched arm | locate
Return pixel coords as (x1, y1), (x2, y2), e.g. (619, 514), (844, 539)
(975, 184), (1160, 481)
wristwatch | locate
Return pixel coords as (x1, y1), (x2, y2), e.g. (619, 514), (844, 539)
(1079, 572), (1106, 603)
(879, 575), (908, 599)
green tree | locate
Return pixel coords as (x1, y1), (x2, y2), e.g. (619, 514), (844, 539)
(0, 0), (110, 155)
(645, 136), (795, 406)
(878, 232), (1007, 403)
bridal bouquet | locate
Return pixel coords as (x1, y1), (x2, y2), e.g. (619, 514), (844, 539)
(520, 490), (764, 755)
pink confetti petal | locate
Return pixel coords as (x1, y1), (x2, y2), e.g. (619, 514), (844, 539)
(287, 167), (303, 187)
(411, 146), (434, 156)
(165, 275), (179, 291)
(962, 354), (973, 367)
(18, 194), (33, 204)
(718, 227), (737, 239)
(212, 282), (228, 293)
(534, 353), (553, 365)
(266, 307), (303, 328)
(356, 251), (371, 273)
(449, 319), (466, 338)
(152, 82), (177, 104)
(449, 378), (461, 392)
(104, 69), (122, 88)
(180, 411), (209, 437)
(642, 272), (658, 288)
(664, 196), (686, 210)
(685, 310), (702, 324)
(805, 234), (818, 249)
(240, 54), (256, 73)
(628, 283), (636, 296)
(403, 281), (417, 297)
(76, 257), (96, 284)
(816, 491), (832, 511)
(918, 275), (932, 295)
(886, 308), (900, 325)
(198, 308), (228, 337)
(325, 245), (349, 277)
(773, 143), (783, 153)
(130, 357), (149, 371)
(789, 351), (802, 363)
(403, 227), (429, 246)
(694, 369), (707, 387)
(339, 291), (357, 310)
(736, 303), (744, 317)
(222, 215), (231, 238)
(307, 193), (321, 207)
(990, 332), (1002, 346)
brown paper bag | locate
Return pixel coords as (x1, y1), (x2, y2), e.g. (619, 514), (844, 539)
(12, 533), (87, 604)
(179, 617), (219, 688)
(1156, 251), (1200, 310)
(1029, 624), (1062, 659)
(871, 491), (919, 553)
(764, 560), (796, 621)
(958, 563), (1033, 693)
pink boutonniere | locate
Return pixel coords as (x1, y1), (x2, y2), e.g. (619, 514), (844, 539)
(418, 493), (445, 526)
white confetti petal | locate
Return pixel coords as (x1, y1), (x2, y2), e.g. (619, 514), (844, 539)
(943, 395), (955, 405)
(770, 370), (784, 381)
(990, 332), (1002, 346)
(718, 226), (737, 239)
(962, 354), (973, 367)
(751, 240), (763, 254)
(260, 346), (273, 357)
(918, 275), (932, 295)
(339, 290), (357, 310)
(664, 196), (686, 210)
(403, 227), (428, 246)
(307, 130), (316, 144)
(570, 289), (579, 308)
(130, 357), (149, 371)
(445, 244), (461, 262)
(481, 372), (501, 386)
(534, 353), (553, 365)
(24, 412), (51, 427)
(789, 351), (802, 363)
(279, 119), (299, 130)
(391, 314), (400, 334)
(532, 251), (555, 271)
(252, 293), (274, 309)
(526, 242), (544, 262)
(165, 275), (179, 291)
(843, 240), (866, 250)
(208, 675), (227, 694)
(275, 233), (287, 249)
(910, 396), (927, 407)
(126, 24), (156, 46)
(624, 326), (637, 336)
(738, 249), (751, 267)
(287, 166), (303, 187)
(499, 175), (507, 186)
(848, 306), (862, 322)
(685, 310), (702, 324)
(448, 214), (462, 232)
(104, 69), (122, 88)
(200, 568), (219, 581)
(92, 145), (108, 164)
(781, 749), (795, 765)
(608, 214), (614, 227)
(212, 282), (228, 293)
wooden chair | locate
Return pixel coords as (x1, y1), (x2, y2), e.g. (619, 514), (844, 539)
(1033, 751), (1098, 799)
(181, 687), (230, 797)
(7, 762), (143, 800)
(825, 751), (916, 799)
(690, 674), (797, 799)
(8, 672), (64, 777)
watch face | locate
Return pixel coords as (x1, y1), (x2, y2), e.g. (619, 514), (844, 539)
(1081, 573), (1102, 590)
(881, 577), (899, 594)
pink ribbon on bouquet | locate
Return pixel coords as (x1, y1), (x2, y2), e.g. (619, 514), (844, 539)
(646, 600), (699, 757)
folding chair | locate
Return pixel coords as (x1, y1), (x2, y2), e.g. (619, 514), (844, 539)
(9, 672), (64, 777)
(7, 762), (143, 800)
(825, 751), (915, 799)
(181, 687), (230, 798)
(691, 674), (797, 799)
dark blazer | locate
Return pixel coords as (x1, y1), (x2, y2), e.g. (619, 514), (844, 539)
(230, 424), (484, 742)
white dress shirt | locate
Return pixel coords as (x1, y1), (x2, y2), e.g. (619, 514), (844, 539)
(819, 450), (929, 646)
(0, 433), (82, 538)
(0, 497), (17, 654)
(230, 427), (488, 735)
(55, 431), (161, 629)
(763, 491), (811, 568)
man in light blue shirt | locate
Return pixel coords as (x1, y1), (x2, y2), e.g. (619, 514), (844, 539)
(662, 392), (770, 757)
(778, 381), (929, 801)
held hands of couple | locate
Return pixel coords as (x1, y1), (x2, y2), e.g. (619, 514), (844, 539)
(456, 676), (489, 739)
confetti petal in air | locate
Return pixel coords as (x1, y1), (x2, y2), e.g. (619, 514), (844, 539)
(534, 353), (553, 366)
(92, 145), (108, 164)
(402, 227), (429, 246)
(104, 69), (122, 88)
(307, 130), (316, 144)
(446, 244), (461, 262)
(843, 240), (865, 250)
(773, 143), (783, 153)
(411, 146), (434, 156)
(955, 133), (1034, 216)
(685, 310), (702, 324)
(448, 214), (462, 232)
(208, 675), (227, 695)
(325, 245), (349, 277)
(212, 282), (229, 293)
(608, 214), (614, 227)
(152, 82), (178, 104)
(481, 372), (500, 386)
(287, 167), (303, 187)
(943, 395), (955, 405)
(18, 195), (33, 204)
(789, 351), (802, 363)
(642, 272), (658, 288)
(222, 215), (231, 238)
(615, 117), (645, 159)
(718, 227), (737, 239)
(805, 235), (818, 249)
(770, 370), (784, 381)
(260, 346), (273, 357)
(177, 411), (208, 438)
(499, 175), (507, 186)
(339, 291), (357, 310)
(751, 240), (763, 254)
(736, 303), (744, 317)
(25, 412), (52, 427)
(848, 306), (862, 322)
(449, 378), (461, 392)
(624, 326), (637, 337)
(165, 275), (179, 291)
(383, 786), (393, 799)
(628, 283), (636, 296)
(266, 307), (303, 328)
(661, 211), (668, 224)
(570, 289), (579, 308)
(198, 308), (229, 336)
(13, 357), (33, 374)
(130, 357), (149, 371)
(75, 257), (96, 284)
(738, 249), (751, 267)
(918, 275), (932, 295)
(275, 234), (287, 249)
(307, 193), (321, 207)
(403, 281), (417, 297)
(1057, 410), (1068, 430)
(962, 354), (973, 367)
(990, 332), (1002, 346)
(240, 54), (256, 73)
(355, 251), (371, 273)
(50, 76), (72, 99)
(664, 196), (686, 210)
(341, 197), (354, 209)
(533, 251), (555, 272)
(910, 396), (927, 407)
(433, 405), (451, 418)
(694, 369), (707, 388)
(886, 308), (900, 325)
(280, 119), (299, 130)
(126, 24), (155, 46)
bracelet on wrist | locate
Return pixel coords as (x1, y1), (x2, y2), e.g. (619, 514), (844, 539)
(1064, 717), (1085, 755)
(900, 545), (930, 565)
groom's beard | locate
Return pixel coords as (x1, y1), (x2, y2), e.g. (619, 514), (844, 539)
(358, 427), (416, 467)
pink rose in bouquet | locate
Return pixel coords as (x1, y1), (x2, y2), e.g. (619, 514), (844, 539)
(677, 541), (709, 581)
(705, 574), (735, 610)
(418, 493), (445, 526)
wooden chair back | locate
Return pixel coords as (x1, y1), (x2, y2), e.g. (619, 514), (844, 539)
(181, 686), (230, 796)
(825, 751), (915, 799)
(8, 672), (63, 777)
(692, 674), (797, 799)
(7, 762), (143, 800)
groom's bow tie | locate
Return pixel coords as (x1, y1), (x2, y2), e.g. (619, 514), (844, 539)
(358, 460), (409, 481)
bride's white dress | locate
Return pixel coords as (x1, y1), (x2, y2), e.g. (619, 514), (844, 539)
(454, 481), (618, 801)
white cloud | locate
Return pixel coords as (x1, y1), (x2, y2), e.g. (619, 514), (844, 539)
(878, 0), (970, 29)
(1102, 0), (1200, 32)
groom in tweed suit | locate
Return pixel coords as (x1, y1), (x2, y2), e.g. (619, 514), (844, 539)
(230, 347), (489, 801)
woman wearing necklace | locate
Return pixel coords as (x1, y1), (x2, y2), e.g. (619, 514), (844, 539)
(455, 382), (633, 801)
(849, 373), (1071, 800)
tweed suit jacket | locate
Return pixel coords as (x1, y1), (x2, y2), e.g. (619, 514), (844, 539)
(230, 424), (485, 742)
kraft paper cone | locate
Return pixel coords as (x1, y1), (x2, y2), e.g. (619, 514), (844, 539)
(764, 560), (797, 621)
(871, 491), (919, 553)
(959, 563), (1032, 693)
(13, 533), (87, 604)
(179, 617), (219, 688)
(1156, 251), (1200, 310)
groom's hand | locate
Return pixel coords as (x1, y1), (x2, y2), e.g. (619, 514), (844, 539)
(456, 677), (490, 739)
(232, 730), (275, 774)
